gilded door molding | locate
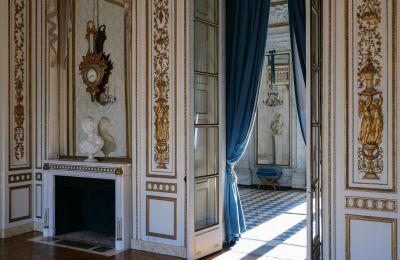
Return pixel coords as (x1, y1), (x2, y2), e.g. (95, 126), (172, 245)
(345, 214), (397, 260)
(345, 0), (397, 192)
(9, 0), (31, 170)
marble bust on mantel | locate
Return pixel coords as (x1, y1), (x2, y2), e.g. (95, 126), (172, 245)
(79, 116), (104, 162)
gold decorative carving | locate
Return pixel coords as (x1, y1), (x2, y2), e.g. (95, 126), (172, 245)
(345, 196), (397, 212)
(153, 0), (170, 169)
(345, 0), (397, 192)
(42, 163), (50, 170)
(356, 0), (384, 180)
(79, 21), (108, 100)
(146, 181), (177, 193)
(43, 163), (124, 175)
(11, 0), (27, 161)
(8, 172), (32, 184)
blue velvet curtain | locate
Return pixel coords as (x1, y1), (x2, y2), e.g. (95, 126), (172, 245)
(225, 0), (270, 244)
(288, 0), (306, 142)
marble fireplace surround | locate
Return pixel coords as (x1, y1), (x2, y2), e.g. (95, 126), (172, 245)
(42, 160), (132, 251)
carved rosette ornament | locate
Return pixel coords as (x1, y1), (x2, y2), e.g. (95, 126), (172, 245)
(153, 0), (170, 169)
(357, 0), (384, 179)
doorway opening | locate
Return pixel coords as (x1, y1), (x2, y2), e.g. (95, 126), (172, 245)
(233, 49), (308, 259)
(214, 0), (323, 259)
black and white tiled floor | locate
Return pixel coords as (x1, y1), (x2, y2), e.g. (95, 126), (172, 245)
(214, 187), (307, 260)
(240, 187), (306, 232)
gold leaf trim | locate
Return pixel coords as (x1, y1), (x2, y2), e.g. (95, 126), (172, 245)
(345, 196), (397, 212)
(8, 172), (32, 183)
(43, 163), (124, 175)
(146, 181), (177, 193)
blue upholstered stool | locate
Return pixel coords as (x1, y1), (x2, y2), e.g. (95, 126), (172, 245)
(256, 167), (282, 190)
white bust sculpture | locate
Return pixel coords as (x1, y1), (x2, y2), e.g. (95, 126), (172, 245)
(79, 116), (104, 162)
(98, 116), (117, 157)
(271, 114), (286, 136)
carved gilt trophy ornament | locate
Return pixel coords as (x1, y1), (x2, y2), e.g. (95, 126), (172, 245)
(79, 0), (114, 105)
(357, 0), (384, 180)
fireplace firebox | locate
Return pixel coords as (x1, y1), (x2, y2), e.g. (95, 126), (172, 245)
(55, 176), (115, 241)
(43, 160), (132, 251)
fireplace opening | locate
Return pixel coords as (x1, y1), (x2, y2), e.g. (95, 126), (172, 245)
(55, 176), (115, 246)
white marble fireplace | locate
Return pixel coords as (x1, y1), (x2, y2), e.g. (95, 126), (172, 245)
(42, 160), (132, 251)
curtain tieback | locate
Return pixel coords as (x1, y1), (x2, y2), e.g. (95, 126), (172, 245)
(229, 164), (238, 184)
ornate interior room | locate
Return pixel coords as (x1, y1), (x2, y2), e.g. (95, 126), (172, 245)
(0, 0), (399, 259)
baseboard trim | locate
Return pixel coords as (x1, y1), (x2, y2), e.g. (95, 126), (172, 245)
(0, 222), (34, 238)
(33, 221), (44, 232)
(131, 239), (186, 258)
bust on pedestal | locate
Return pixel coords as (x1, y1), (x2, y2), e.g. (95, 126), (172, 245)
(79, 116), (104, 161)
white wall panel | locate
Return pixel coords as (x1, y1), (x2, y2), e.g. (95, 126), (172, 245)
(9, 185), (31, 222)
(346, 215), (396, 260)
(147, 196), (176, 239)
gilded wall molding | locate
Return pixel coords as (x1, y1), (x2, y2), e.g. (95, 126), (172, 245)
(9, 0), (31, 170)
(42, 163), (124, 175)
(146, 181), (177, 193)
(146, 195), (177, 240)
(345, 214), (397, 260)
(345, 196), (397, 212)
(8, 172), (32, 184)
(9, 184), (32, 223)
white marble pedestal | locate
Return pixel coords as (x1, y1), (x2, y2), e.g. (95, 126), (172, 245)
(42, 160), (132, 251)
(274, 135), (284, 165)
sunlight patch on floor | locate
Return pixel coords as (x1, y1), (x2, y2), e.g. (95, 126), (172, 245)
(284, 227), (307, 247)
(263, 243), (307, 260)
(241, 212), (306, 242)
(213, 202), (307, 260)
(286, 202), (307, 215)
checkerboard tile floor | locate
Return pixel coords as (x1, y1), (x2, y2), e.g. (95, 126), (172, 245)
(215, 187), (307, 260)
(240, 187), (306, 232)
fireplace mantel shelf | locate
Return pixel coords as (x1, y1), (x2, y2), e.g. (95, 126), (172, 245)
(43, 160), (132, 176)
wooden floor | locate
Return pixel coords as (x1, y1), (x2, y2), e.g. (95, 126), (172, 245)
(0, 232), (183, 260)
